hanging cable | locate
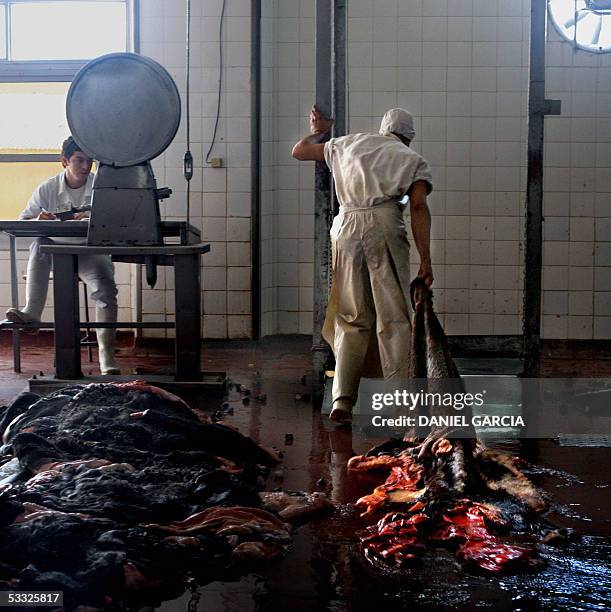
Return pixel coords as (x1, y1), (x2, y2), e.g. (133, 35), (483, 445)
(205, 0), (227, 164)
(184, 0), (193, 225)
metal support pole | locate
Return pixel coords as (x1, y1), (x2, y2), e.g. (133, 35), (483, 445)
(332, 0), (347, 221)
(333, 0), (347, 139)
(312, 0), (334, 400)
(251, 0), (261, 340)
(523, 0), (561, 376)
(174, 253), (202, 381)
(52, 253), (82, 379)
(312, 0), (347, 400)
(9, 234), (21, 373)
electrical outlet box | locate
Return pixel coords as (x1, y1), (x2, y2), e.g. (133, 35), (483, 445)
(210, 157), (223, 168)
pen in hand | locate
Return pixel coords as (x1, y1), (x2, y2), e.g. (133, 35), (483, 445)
(37, 207), (58, 221)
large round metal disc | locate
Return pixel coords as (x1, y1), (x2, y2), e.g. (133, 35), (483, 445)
(67, 53), (181, 166)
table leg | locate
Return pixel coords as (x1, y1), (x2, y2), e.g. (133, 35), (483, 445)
(174, 253), (202, 381)
(52, 253), (82, 379)
(9, 234), (21, 373)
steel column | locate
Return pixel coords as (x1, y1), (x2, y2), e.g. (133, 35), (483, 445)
(332, 0), (347, 223)
(333, 0), (347, 141)
(523, 0), (557, 376)
(174, 253), (202, 381)
(313, 0), (334, 399)
(52, 253), (82, 379)
(251, 0), (261, 340)
(312, 0), (347, 399)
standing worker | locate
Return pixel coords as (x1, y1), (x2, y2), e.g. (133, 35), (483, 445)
(292, 107), (434, 424)
(5, 136), (121, 375)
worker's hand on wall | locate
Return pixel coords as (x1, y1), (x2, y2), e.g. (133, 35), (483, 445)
(310, 104), (333, 135)
(418, 260), (434, 287)
(37, 210), (57, 220)
(73, 212), (88, 220)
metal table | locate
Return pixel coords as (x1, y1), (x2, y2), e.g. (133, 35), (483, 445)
(41, 242), (209, 382)
(0, 220), (201, 373)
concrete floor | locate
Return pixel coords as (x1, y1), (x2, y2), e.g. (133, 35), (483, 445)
(1, 333), (610, 610)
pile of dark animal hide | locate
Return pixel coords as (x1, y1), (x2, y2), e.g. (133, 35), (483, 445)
(0, 381), (319, 610)
(350, 279), (549, 575)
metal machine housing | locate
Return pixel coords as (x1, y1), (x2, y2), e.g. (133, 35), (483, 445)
(87, 163), (167, 246)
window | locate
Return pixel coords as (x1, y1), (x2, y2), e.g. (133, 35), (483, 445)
(549, 0), (611, 53)
(0, 1), (137, 222)
(0, 81), (72, 218)
(0, 160), (61, 218)
(0, 5), (5, 60)
(0, 0), (137, 80)
(0, 82), (71, 153)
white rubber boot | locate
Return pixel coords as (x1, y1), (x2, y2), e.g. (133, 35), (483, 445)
(329, 397), (353, 425)
(5, 248), (51, 327)
(96, 306), (121, 375)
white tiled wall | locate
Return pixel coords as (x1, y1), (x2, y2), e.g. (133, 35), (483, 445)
(260, 0), (315, 335)
(344, 0), (528, 336)
(140, 0), (252, 339)
(543, 22), (611, 339)
(337, 0), (610, 339)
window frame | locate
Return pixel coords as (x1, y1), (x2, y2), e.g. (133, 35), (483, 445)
(0, 0), (138, 164)
(0, 0), (139, 82)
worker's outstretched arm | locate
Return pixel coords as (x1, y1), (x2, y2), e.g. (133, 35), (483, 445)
(408, 180), (434, 286)
(292, 105), (333, 162)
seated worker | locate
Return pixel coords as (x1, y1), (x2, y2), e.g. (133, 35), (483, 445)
(5, 136), (121, 375)
(293, 107), (434, 424)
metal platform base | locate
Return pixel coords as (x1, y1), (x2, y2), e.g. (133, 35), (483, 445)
(29, 373), (227, 398)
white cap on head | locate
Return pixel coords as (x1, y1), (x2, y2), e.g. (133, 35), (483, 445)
(379, 108), (416, 141)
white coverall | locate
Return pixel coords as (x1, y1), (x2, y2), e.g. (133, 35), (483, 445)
(18, 172), (118, 316)
(11, 171), (119, 373)
(321, 132), (433, 407)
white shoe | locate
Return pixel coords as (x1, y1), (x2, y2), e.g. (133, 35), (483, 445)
(96, 306), (121, 375)
(98, 342), (121, 375)
(16, 244), (51, 327)
(5, 308), (39, 324)
(5, 308), (40, 334)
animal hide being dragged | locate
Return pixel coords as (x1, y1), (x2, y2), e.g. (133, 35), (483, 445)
(408, 277), (461, 380)
(407, 277), (475, 493)
(350, 278), (548, 576)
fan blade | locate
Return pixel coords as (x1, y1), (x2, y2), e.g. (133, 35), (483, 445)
(564, 10), (589, 29)
(591, 15), (603, 45)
